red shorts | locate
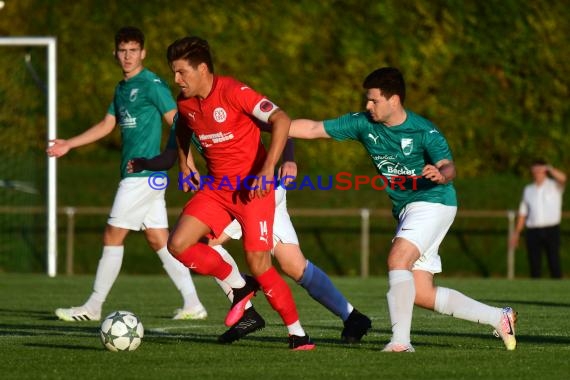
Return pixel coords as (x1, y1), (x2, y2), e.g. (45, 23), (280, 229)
(182, 187), (275, 252)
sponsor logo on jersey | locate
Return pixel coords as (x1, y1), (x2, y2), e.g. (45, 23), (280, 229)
(119, 107), (137, 128)
(376, 159), (417, 177)
(368, 133), (380, 144)
(213, 107), (227, 123)
(401, 138), (413, 156)
(198, 131), (234, 145)
(129, 88), (139, 102)
(372, 154), (396, 161)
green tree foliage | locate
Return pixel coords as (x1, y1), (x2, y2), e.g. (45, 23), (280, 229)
(0, 0), (568, 176)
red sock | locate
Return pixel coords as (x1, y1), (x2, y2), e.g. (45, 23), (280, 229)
(256, 266), (299, 325)
(175, 242), (231, 280)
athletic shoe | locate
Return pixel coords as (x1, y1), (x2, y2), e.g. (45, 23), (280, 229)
(288, 334), (316, 351)
(493, 306), (517, 350)
(382, 342), (415, 352)
(173, 305), (208, 320)
(218, 307), (266, 344)
(341, 309), (372, 343)
(55, 306), (101, 322)
(224, 275), (259, 327)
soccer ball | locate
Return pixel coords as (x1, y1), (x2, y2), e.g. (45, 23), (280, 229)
(100, 310), (144, 352)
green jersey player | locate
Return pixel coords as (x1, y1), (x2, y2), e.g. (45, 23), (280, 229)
(289, 67), (517, 352)
(47, 26), (206, 322)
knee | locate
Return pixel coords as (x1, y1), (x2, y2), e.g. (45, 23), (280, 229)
(103, 225), (127, 246)
(280, 261), (304, 282)
(245, 251), (271, 275)
(387, 255), (415, 271)
(387, 239), (419, 270)
(145, 229), (168, 251)
(167, 233), (192, 257)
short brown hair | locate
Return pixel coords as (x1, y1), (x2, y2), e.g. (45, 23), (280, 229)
(166, 36), (214, 73)
(115, 26), (144, 50)
(363, 67), (406, 104)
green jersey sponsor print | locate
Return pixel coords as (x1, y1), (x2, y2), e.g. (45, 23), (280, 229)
(324, 111), (457, 218)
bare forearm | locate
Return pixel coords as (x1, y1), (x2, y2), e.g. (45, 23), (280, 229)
(438, 162), (456, 183)
(289, 119), (330, 139)
(428, 160), (456, 184)
(547, 165), (567, 185)
(185, 147), (200, 173)
(264, 111), (290, 168)
(48, 114), (116, 158)
(515, 215), (526, 234)
(68, 118), (115, 149)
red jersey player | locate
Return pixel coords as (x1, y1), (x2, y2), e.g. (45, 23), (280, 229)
(165, 36), (315, 350)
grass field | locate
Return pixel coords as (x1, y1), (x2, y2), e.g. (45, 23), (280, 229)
(0, 274), (569, 380)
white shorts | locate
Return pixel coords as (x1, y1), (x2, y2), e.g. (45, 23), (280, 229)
(107, 177), (169, 231)
(395, 201), (457, 274)
(223, 186), (299, 250)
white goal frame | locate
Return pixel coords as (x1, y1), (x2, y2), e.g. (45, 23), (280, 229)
(0, 37), (58, 277)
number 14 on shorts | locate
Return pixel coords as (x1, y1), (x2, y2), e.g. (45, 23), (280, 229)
(259, 220), (268, 244)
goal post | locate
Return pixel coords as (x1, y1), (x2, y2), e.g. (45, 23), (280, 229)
(0, 37), (58, 277)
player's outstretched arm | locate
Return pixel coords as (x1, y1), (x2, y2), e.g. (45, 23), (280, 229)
(127, 149), (178, 173)
(289, 119), (331, 139)
(47, 113), (116, 158)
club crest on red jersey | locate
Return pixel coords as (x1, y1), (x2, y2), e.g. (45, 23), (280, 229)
(213, 107), (227, 123)
(260, 101), (274, 113)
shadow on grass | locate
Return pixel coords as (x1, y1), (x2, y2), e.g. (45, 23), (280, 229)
(483, 299), (570, 308)
(0, 308), (54, 319)
(23, 343), (99, 350)
(414, 329), (570, 347)
(0, 322), (100, 337)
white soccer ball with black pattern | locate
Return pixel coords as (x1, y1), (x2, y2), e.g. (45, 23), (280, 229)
(99, 310), (144, 352)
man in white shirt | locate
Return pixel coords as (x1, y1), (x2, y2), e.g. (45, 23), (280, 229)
(510, 160), (566, 278)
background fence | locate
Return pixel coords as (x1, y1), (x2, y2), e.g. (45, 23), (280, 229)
(3, 206), (569, 278)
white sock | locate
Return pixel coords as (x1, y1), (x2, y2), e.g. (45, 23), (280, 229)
(434, 287), (502, 327)
(157, 246), (203, 310)
(286, 320), (305, 336)
(84, 246), (124, 313)
(212, 245), (253, 309)
(386, 270), (415, 345)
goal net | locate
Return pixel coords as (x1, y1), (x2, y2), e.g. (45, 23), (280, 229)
(0, 37), (57, 276)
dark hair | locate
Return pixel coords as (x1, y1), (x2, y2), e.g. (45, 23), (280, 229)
(115, 26), (145, 49)
(166, 36), (214, 73)
(363, 67), (406, 104)
(531, 158), (547, 166)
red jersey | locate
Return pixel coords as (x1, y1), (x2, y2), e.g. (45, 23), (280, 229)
(177, 76), (279, 189)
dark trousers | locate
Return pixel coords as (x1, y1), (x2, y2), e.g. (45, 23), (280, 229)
(525, 225), (562, 279)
